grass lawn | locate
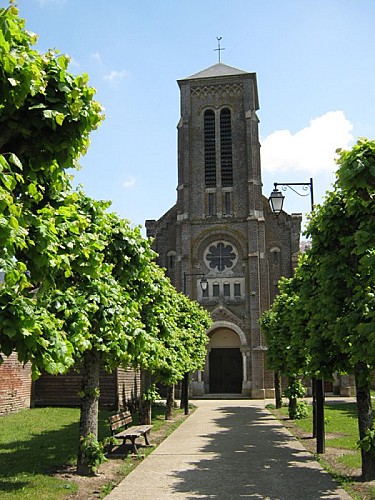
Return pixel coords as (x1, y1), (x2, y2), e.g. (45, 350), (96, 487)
(0, 407), (83, 498)
(271, 400), (375, 499)
(0, 404), (184, 499)
(275, 402), (360, 463)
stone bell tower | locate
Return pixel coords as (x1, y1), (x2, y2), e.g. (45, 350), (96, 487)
(146, 63), (301, 398)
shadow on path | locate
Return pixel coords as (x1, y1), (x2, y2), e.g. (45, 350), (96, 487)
(169, 405), (348, 499)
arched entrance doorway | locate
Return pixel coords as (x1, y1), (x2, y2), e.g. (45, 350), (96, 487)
(208, 328), (242, 394)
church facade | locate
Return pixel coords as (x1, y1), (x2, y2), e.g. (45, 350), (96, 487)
(146, 63), (301, 398)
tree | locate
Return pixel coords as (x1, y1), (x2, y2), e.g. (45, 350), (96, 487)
(0, 4), (103, 376)
(0, 7), (211, 477)
(303, 139), (375, 480)
(260, 276), (309, 418)
(39, 193), (156, 474)
(263, 139), (375, 480)
(135, 267), (211, 421)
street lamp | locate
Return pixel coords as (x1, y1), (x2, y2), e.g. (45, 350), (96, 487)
(183, 272), (208, 296)
(268, 177), (324, 455)
(181, 272), (208, 415)
(269, 178), (314, 214)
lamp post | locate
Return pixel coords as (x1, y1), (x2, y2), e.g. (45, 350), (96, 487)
(268, 177), (325, 455)
(181, 272), (208, 415)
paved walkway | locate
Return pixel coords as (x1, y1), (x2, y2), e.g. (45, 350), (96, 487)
(106, 399), (352, 499)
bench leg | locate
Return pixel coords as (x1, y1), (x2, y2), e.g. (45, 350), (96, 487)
(130, 437), (138, 454)
(144, 432), (150, 446)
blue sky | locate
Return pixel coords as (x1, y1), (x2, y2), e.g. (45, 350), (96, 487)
(8, 0), (375, 233)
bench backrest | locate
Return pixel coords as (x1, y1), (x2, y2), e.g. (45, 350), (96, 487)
(109, 411), (133, 432)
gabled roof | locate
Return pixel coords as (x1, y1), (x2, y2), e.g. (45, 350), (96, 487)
(181, 63), (249, 80)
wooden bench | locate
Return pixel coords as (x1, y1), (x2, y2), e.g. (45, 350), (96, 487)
(109, 411), (152, 454)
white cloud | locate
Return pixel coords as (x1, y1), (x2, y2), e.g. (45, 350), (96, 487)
(123, 176), (136, 189)
(104, 69), (127, 86)
(261, 111), (354, 174)
(91, 52), (102, 64)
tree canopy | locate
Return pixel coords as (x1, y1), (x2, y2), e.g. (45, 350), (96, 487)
(261, 138), (375, 479)
(0, 4), (213, 475)
(0, 4), (104, 375)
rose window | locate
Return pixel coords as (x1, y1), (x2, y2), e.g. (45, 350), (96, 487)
(205, 241), (237, 272)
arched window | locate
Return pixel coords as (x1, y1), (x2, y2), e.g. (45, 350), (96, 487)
(204, 110), (216, 187)
(220, 108), (233, 187)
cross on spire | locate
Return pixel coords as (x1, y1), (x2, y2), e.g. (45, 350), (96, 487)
(214, 36), (225, 63)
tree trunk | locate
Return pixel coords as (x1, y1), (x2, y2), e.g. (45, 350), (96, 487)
(182, 372), (189, 415)
(179, 378), (185, 410)
(315, 378), (325, 454)
(77, 349), (100, 476)
(355, 362), (375, 481)
(165, 385), (175, 420)
(274, 372), (282, 409)
(287, 376), (297, 419)
(139, 370), (152, 425)
(288, 397), (297, 419)
(312, 378), (317, 438)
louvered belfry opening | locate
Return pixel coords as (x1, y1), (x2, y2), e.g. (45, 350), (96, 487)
(220, 108), (233, 187)
(204, 109), (216, 187)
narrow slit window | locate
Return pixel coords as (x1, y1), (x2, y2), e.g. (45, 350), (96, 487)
(204, 110), (216, 187)
(234, 282), (241, 297)
(212, 283), (220, 297)
(223, 283), (230, 297)
(167, 251), (176, 270)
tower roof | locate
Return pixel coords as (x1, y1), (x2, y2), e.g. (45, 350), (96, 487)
(181, 63), (249, 81)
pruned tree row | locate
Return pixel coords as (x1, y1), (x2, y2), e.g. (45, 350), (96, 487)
(261, 138), (375, 481)
(0, 4), (211, 476)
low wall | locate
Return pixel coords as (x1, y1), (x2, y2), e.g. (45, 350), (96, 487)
(0, 353), (32, 415)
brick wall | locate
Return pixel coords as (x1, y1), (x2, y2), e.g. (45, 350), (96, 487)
(0, 353), (32, 415)
(34, 367), (141, 410)
(117, 367), (141, 410)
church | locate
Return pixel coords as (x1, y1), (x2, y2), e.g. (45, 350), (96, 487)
(146, 62), (301, 398)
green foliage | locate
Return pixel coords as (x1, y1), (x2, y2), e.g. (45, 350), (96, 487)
(283, 378), (306, 400)
(358, 427), (375, 457)
(142, 383), (160, 403)
(262, 138), (375, 476)
(0, 5), (213, 477)
(137, 268), (211, 385)
(0, 5), (103, 375)
(79, 433), (107, 475)
(262, 138), (375, 380)
(292, 401), (309, 420)
(282, 378), (307, 420)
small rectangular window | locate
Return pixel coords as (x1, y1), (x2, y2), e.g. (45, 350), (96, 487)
(202, 285), (209, 298)
(224, 192), (231, 215)
(213, 283), (220, 297)
(208, 193), (214, 215)
(234, 283), (241, 297)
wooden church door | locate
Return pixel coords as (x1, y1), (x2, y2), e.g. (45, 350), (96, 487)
(209, 348), (242, 393)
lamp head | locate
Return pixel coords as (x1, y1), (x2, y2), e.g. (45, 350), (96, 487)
(269, 188), (285, 215)
(200, 276), (208, 292)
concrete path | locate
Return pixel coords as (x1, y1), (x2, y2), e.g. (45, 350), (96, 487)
(106, 399), (352, 499)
